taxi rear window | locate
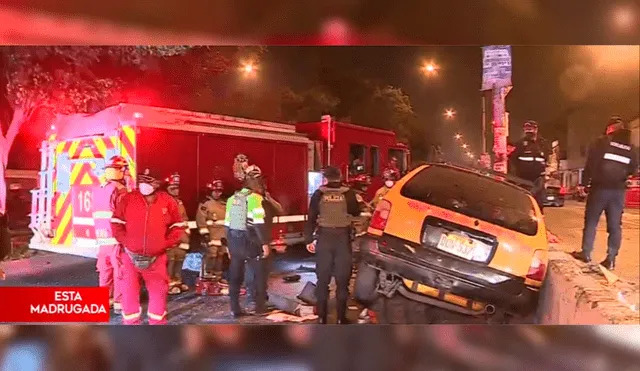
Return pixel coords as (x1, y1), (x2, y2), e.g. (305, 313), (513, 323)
(400, 166), (538, 236)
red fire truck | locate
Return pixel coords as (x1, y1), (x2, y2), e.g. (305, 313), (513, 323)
(27, 104), (409, 258)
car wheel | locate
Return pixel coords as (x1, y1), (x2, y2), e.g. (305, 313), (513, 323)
(354, 263), (379, 307)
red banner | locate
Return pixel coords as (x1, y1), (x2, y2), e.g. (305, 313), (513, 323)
(0, 287), (110, 323)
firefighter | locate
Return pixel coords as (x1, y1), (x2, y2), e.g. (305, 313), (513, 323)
(350, 158), (365, 176)
(372, 168), (399, 208)
(571, 116), (639, 270)
(96, 155), (129, 314)
(111, 169), (187, 325)
(195, 178), (228, 284)
(224, 174), (271, 318)
(306, 166), (361, 324)
(350, 174), (373, 236)
(387, 156), (402, 178)
(508, 120), (548, 212)
(165, 173), (191, 295)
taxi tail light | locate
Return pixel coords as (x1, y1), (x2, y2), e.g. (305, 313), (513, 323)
(369, 200), (392, 231)
(559, 186), (567, 195)
(526, 250), (547, 281)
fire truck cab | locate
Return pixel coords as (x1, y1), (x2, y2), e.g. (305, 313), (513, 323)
(27, 104), (409, 258)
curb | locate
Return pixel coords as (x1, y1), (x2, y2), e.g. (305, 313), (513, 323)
(538, 240), (639, 324)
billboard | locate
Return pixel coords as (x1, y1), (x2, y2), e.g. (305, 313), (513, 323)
(481, 45), (512, 91)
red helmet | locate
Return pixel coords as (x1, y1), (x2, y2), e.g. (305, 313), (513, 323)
(207, 179), (224, 191)
(105, 155), (128, 169)
(350, 174), (371, 186)
(165, 172), (180, 187)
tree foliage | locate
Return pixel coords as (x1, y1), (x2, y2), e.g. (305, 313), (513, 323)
(280, 86), (340, 122)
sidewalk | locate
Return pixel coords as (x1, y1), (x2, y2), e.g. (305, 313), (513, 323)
(544, 201), (640, 284)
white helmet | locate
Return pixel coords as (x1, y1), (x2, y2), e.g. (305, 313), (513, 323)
(245, 165), (262, 179)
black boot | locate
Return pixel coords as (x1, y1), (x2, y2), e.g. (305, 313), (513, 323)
(600, 258), (615, 270)
(570, 251), (591, 263)
(336, 299), (350, 324)
(316, 301), (328, 324)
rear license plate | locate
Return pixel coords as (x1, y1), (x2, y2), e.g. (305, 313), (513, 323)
(436, 233), (476, 260)
(547, 196), (555, 200)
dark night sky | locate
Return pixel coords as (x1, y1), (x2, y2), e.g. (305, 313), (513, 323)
(262, 46), (639, 162)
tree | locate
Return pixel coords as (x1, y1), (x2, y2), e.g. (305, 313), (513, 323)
(0, 46), (264, 213)
(281, 86), (340, 122)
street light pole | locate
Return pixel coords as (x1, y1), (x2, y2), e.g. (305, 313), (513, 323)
(481, 92), (487, 153)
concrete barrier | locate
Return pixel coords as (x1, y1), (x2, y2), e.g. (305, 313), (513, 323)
(538, 247), (639, 324)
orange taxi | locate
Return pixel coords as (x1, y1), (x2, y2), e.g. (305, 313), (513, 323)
(354, 163), (549, 323)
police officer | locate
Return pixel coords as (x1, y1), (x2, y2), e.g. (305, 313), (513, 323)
(224, 175), (271, 318)
(508, 120), (548, 211)
(571, 116), (639, 270)
(196, 179), (228, 283)
(306, 166), (360, 324)
(165, 173), (191, 294)
(243, 166), (283, 313)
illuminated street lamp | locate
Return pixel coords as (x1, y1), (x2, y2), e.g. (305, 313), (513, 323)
(454, 133), (462, 140)
(467, 153), (474, 158)
(462, 143), (468, 149)
(612, 5), (636, 32)
(422, 61), (438, 75)
(240, 62), (257, 76)
(444, 109), (456, 119)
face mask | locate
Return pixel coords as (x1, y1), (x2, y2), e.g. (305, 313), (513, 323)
(139, 183), (155, 196)
(385, 180), (394, 188)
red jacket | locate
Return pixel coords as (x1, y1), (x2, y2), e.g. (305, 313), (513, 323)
(111, 190), (186, 256)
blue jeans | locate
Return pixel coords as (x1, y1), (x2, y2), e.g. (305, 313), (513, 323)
(580, 188), (626, 259)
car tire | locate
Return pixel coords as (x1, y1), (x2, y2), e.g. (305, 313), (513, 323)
(354, 262), (379, 307)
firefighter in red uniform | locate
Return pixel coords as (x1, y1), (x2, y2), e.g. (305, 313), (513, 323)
(111, 169), (187, 325)
(96, 155), (129, 314)
(165, 173), (191, 295)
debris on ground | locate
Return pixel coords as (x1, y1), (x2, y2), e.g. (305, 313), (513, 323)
(265, 310), (318, 323)
(283, 274), (301, 283)
(599, 266), (619, 285)
(296, 265), (315, 273)
(297, 281), (317, 305)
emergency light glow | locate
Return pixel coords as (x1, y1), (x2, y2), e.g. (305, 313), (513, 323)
(133, 112), (143, 119)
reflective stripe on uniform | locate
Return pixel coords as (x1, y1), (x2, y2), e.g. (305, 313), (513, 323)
(205, 220), (214, 226)
(611, 141), (632, 150)
(178, 243), (190, 250)
(518, 156), (534, 161)
(113, 302), (122, 310)
(535, 157), (545, 162)
(147, 311), (167, 321)
(99, 238), (119, 245)
(604, 153), (631, 164)
(199, 228), (209, 235)
(122, 309), (142, 321)
(111, 218), (126, 224)
(93, 211), (113, 218)
(208, 240), (222, 246)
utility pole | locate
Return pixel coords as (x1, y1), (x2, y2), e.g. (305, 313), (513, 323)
(481, 46), (512, 174)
